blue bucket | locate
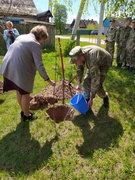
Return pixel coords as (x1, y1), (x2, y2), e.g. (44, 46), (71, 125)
(70, 93), (89, 114)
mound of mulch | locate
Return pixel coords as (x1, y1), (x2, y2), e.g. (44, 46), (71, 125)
(46, 104), (74, 123)
(30, 80), (76, 110)
(0, 81), (3, 94)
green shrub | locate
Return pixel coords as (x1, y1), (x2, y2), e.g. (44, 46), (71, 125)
(63, 39), (76, 57)
(0, 48), (6, 56)
(43, 44), (55, 53)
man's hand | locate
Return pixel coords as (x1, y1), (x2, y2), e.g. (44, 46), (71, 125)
(105, 40), (108, 43)
(88, 98), (93, 108)
(76, 81), (82, 91)
(47, 79), (56, 87)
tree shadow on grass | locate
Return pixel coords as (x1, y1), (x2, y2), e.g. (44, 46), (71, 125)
(72, 106), (124, 158)
(0, 122), (58, 176)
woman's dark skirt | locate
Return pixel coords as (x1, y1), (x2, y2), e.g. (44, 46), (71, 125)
(3, 77), (29, 95)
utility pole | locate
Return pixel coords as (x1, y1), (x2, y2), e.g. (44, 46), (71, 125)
(71, 0), (86, 40)
(97, 2), (105, 46)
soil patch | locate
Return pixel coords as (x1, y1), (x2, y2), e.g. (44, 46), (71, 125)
(30, 95), (58, 110)
(46, 104), (74, 123)
(30, 80), (76, 110)
(43, 80), (76, 100)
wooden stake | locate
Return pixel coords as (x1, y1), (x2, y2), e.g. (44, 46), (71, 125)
(58, 37), (65, 104)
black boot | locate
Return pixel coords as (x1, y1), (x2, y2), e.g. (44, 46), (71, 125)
(116, 63), (122, 69)
(119, 63), (122, 68)
(123, 62), (126, 67)
(125, 65), (130, 70)
(103, 95), (109, 108)
(129, 67), (134, 71)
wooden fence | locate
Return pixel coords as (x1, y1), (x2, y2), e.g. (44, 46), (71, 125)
(0, 22), (55, 51)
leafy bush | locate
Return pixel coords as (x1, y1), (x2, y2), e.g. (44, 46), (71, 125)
(43, 44), (55, 53)
(63, 39), (76, 57)
(0, 48), (6, 56)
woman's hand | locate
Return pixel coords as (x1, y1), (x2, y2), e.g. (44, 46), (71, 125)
(47, 79), (56, 87)
(88, 98), (93, 108)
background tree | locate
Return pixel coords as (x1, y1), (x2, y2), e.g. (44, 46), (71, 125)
(53, 3), (67, 34)
(86, 23), (98, 30)
(51, 0), (135, 18)
(106, 0), (134, 18)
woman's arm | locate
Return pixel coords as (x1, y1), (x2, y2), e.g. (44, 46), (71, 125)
(32, 43), (55, 87)
(13, 28), (20, 38)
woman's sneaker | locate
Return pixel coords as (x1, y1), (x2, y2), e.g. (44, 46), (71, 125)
(20, 111), (37, 122)
(103, 95), (109, 108)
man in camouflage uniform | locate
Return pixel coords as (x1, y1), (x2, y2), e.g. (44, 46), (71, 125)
(125, 18), (135, 71)
(105, 18), (117, 61)
(115, 17), (132, 68)
(69, 45), (112, 108)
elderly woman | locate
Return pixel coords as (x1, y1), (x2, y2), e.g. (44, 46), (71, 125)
(3, 21), (20, 50)
(0, 25), (55, 121)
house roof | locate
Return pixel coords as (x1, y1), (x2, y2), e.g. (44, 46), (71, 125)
(0, 0), (38, 16)
(65, 24), (71, 29)
(22, 19), (55, 26)
(70, 19), (98, 28)
(37, 10), (53, 19)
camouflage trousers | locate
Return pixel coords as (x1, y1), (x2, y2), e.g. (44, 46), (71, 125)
(83, 69), (109, 100)
(126, 49), (135, 67)
(106, 42), (115, 60)
(116, 46), (126, 65)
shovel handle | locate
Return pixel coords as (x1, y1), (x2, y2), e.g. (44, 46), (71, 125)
(69, 74), (77, 85)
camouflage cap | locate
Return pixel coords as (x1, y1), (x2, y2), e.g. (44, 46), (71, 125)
(110, 18), (115, 22)
(69, 46), (82, 64)
(132, 18), (135, 23)
(125, 17), (132, 21)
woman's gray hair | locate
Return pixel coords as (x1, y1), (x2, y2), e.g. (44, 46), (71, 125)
(30, 25), (48, 41)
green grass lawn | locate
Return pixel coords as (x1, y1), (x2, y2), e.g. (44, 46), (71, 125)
(57, 34), (105, 40)
(80, 34), (105, 39)
(0, 40), (135, 179)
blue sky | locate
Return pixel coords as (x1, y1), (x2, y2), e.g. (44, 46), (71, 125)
(33, 0), (100, 23)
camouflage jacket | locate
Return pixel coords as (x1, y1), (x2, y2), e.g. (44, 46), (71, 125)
(76, 46), (112, 98)
(115, 26), (132, 47)
(105, 27), (117, 43)
(126, 28), (135, 50)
